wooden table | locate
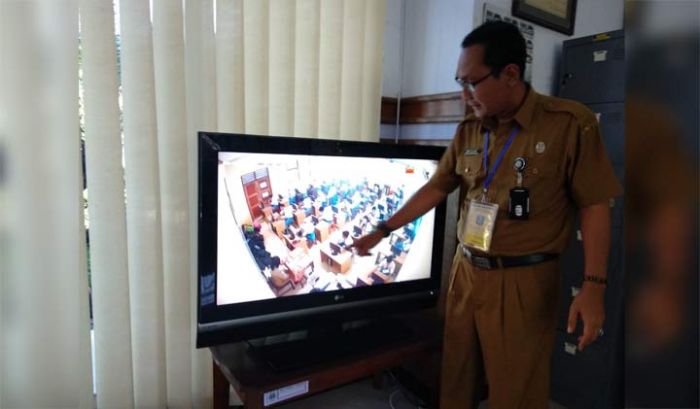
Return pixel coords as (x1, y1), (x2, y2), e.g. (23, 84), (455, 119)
(319, 244), (352, 274)
(211, 321), (437, 409)
(272, 220), (286, 238)
(314, 222), (330, 243)
(285, 249), (313, 284)
(262, 206), (273, 221)
(294, 210), (306, 226)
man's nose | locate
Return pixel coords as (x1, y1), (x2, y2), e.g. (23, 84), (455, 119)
(462, 87), (473, 102)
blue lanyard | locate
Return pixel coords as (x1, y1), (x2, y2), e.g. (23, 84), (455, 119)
(482, 125), (519, 192)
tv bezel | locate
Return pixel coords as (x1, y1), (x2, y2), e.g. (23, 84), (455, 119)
(196, 132), (447, 348)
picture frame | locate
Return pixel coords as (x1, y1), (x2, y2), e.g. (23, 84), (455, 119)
(512, 0), (577, 35)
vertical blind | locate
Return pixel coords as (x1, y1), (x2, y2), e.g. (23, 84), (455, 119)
(0, 0), (386, 407)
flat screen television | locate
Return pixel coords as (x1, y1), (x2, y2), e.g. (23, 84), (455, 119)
(196, 133), (447, 349)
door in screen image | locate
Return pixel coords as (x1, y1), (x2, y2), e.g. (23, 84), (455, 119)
(216, 153), (438, 306)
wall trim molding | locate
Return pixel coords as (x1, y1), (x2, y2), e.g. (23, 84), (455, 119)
(381, 97), (399, 124)
(381, 92), (466, 124)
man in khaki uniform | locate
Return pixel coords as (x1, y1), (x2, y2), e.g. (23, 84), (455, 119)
(353, 21), (621, 409)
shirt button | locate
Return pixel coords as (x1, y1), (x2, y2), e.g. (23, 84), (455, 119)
(533, 168), (539, 175)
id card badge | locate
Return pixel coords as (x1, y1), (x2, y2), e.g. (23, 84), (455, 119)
(461, 200), (499, 252)
(509, 187), (530, 220)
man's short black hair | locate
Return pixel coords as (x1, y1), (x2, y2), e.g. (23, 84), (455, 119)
(461, 21), (526, 80)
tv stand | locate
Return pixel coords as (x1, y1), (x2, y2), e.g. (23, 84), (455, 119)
(211, 318), (438, 409)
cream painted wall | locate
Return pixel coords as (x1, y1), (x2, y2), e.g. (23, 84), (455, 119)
(382, 0), (404, 98)
(399, 0), (474, 97)
(381, 0), (623, 139)
(472, 0), (624, 95)
(382, 0), (623, 97)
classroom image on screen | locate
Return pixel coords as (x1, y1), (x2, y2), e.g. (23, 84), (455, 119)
(216, 153), (437, 306)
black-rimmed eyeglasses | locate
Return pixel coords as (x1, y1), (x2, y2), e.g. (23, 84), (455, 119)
(455, 71), (495, 93)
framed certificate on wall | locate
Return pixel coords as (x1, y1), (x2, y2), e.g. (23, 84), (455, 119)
(512, 0), (577, 35)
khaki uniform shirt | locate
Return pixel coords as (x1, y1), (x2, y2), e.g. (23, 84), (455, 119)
(428, 87), (622, 256)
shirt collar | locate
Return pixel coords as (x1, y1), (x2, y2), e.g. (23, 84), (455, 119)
(482, 85), (537, 131)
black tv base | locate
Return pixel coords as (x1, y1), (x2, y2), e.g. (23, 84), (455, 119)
(246, 318), (413, 371)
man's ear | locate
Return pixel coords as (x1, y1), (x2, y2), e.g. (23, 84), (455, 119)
(504, 63), (521, 85)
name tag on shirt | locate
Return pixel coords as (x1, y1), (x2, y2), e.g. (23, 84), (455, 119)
(464, 148), (481, 156)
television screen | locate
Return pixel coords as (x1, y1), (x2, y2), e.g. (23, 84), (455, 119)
(197, 133), (447, 347)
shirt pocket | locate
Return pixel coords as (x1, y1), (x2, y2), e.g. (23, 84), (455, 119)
(455, 155), (482, 179)
(522, 157), (563, 213)
(523, 156), (557, 179)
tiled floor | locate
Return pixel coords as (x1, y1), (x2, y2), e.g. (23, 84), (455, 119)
(272, 375), (568, 409)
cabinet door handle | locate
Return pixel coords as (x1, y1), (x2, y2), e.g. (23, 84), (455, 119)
(561, 73), (574, 86)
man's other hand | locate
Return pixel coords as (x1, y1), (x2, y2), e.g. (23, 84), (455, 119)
(567, 282), (606, 351)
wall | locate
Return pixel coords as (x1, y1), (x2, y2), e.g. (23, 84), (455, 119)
(380, 0), (403, 139)
(381, 0), (624, 140)
(472, 0), (624, 95)
(400, 0), (474, 98)
(382, 0), (404, 98)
